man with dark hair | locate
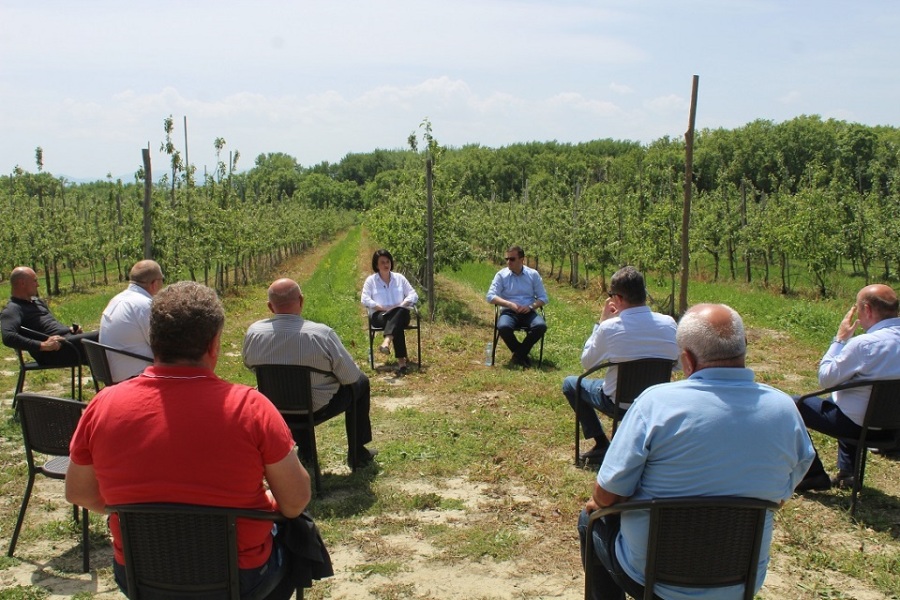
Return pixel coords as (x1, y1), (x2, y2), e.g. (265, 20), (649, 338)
(243, 278), (376, 470)
(67, 281), (311, 599)
(578, 304), (814, 600)
(562, 266), (679, 464)
(1, 266), (98, 366)
(486, 245), (549, 367)
(99, 260), (164, 381)
(795, 283), (900, 491)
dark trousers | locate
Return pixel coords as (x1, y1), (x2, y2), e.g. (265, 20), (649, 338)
(30, 330), (99, 367)
(290, 375), (373, 457)
(371, 307), (411, 359)
(577, 509), (629, 600)
(496, 309), (546, 358)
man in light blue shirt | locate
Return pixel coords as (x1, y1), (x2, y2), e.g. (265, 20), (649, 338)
(563, 266), (679, 464)
(486, 245), (548, 367)
(795, 283), (900, 491)
(578, 304), (815, 600)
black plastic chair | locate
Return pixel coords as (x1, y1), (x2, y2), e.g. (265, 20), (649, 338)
(368, 306), (421, 369)
(8, 393), (89, 573)
(574, 358), (675, 465)
(9, 326), (83, 408)
(255, 364), (357, 496)
(491, 305), (545, 367)
(797, 378), (900, 516)
(107, 503), (295, 600)
(584, 496), (778, 600)
(82, 338), (152, 389)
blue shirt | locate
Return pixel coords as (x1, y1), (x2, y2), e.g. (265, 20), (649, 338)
(818, 317), (900, 425)
(486, 265), (548, 307)
(598, 368), (815, 600)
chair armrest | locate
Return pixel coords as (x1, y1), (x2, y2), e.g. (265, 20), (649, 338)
(104, 346), (153, 363)
(796, 379), (890, 402)
(577, 361), (614, 388)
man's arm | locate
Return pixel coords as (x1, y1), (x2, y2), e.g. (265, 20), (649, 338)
(65, 462), (108, 514)
(585, 482), (626, 514)
(1, 303), (64, 353)
(264, 450), (311, 518)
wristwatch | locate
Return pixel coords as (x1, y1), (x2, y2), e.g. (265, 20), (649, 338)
(832, 337), (847, 345)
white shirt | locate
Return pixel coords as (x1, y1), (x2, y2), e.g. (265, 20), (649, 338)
(818, 317), (900, 425)
(361, 272), (418, 316)
(581, 305), (679, 402)
(99, 283), (153, 382)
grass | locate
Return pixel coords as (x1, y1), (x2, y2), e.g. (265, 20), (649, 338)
(1, 230), (899, 598)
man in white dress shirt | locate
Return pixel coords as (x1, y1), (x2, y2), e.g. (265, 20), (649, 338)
(99, 260), (162, 382)
(243, 278), (376, 470)
(563, 266), (679, 464)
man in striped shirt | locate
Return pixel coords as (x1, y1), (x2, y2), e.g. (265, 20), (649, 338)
(242, 278), (376, 470)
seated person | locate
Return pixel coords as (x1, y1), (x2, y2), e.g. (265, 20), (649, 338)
(485, 245), (548, 367)
(578, 304), (814, 600)
(361, 249), (419, 374)
(562, 266), (679, 464)
(1, 266), (98, 366)
(243, 278), (377, 470)
(99, 260), (163, 382)
(66, 281), (311, 600)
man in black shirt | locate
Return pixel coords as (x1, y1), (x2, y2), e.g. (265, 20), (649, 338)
(1, 266), (97, 366)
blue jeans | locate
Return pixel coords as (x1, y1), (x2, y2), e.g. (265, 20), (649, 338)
(563, 376), (616, 441)
(577, 509), (627, 600)
(496, 309), (546, 358)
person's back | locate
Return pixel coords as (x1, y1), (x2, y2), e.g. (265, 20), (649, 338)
(609, 373), (811, 589)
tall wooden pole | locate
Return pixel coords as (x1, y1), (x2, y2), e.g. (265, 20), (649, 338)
(678, 75), (699, 316)
(426, 157), (435, 320)
(142, 146), (152, 259)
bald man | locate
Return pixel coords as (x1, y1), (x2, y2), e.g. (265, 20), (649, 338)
(1, 266), (98, 366)
(795, 284), (900, 492)
(99, 260), (164, 382)
(242, 278), (376, 470)
(578, 304), (814, 600)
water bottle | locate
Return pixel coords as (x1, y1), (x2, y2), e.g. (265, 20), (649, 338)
(485, 342), (493, 366)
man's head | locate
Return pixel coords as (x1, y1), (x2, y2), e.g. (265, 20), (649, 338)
(855, 284), (899, 331)
(676, 303), (746, 375)
(504, 246), (525, 274)
(10, 267), (39, 300)
(608, 266), (647, 307)
(267, 278), (304, 315)
(129, 260), (164, 296)
(150, 281), (224, 365)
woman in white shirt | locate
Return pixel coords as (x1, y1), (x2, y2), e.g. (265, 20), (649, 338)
(361, 249), (418, 374)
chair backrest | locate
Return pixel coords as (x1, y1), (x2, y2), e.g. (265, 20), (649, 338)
(82, 339), (114, 387)
(107, 503), (285, 600)
(255, 364), (330, 417)
(615, 358), (676, 407)
(592, 496), (776, 600)
(863, 379), (900, 431)
(16, 393), (84, 462)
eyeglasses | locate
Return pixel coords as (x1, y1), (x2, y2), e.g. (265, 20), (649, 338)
(607, 292), (621, 299)
(505, 256), (519, 262)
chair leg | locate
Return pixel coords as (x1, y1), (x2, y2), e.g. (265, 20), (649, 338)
(81, 507), (90, 573)
(12, 370), (27, 411)
(8, 474), (35, 557)
(850, 450), (868, 517)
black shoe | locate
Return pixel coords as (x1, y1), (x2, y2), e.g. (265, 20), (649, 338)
(831, 472), (855, 489)
(511, 354), (532, 368)
(795, 473), (832, 492)
(579, 443), (609, 465)
(349, 447), (378, 470)
(395, 365), (409, 376)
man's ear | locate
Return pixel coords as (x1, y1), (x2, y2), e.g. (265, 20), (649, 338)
(681, 348), (697, 377)
(267, 301), (275, 314)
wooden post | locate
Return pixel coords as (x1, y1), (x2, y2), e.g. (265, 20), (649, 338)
(678, 75), (699, 317)
(426, 157), (435, 321)
(142, 146), (153, 259)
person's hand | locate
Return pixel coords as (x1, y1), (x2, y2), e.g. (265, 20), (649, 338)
(585, 497), (600, 514)
(40, 335), (65, 351)
(515, 303), (531, 314)
(836, 304), (859, 342)
(600, 298), (618, 321)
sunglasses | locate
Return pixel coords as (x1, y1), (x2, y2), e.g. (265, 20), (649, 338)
(505, 256), (520, 262)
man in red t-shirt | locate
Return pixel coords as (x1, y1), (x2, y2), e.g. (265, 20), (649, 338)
(67, 281), (310, 599)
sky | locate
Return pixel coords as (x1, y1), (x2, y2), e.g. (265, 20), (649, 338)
(1, 0), (898, 182)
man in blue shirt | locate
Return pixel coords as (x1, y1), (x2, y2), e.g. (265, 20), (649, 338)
(795, 283), (900, 491)
(486, 246), (548, 367)
(578, 304), (814, 600)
